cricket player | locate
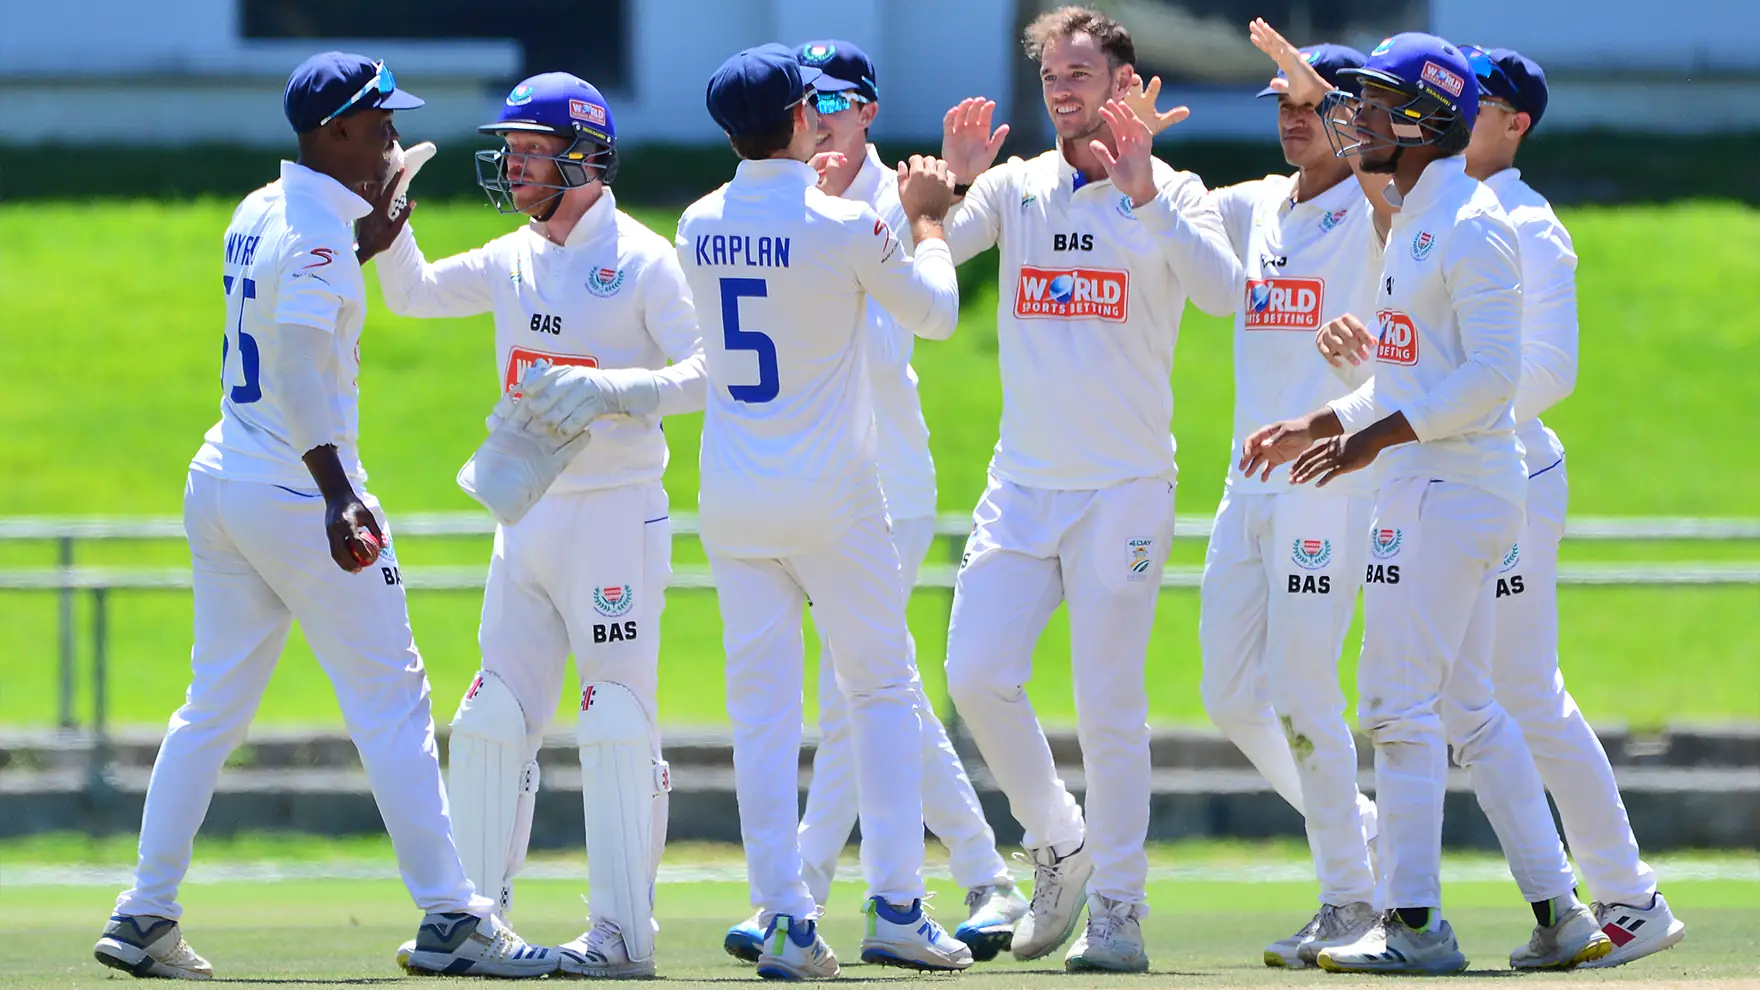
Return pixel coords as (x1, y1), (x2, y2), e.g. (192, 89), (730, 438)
(678, 43), (972, 979)
(94, 52), (556, 980)
(362, 72), (704, 978)
(1240, 33), (1610, 973)
(720, 39), (1028, 966)
(1316, 45), (1685, 967)
(933, 6), (1240, 972)
(1177, 38), (1387, 968)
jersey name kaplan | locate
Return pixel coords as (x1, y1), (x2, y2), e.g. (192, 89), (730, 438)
(1244, 277), (1324, 330)
(1014, 266), (1129, 322)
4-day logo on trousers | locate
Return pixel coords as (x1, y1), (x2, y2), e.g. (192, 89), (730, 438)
(1127, 538), (1154, 581)
(1370, 527), (1403, 559)
(1291, 538), (1333, 570)
(594, 584), (634, 617)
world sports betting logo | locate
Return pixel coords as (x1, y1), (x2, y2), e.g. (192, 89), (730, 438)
(504, 347), (599, 395)
(1244, 277), (1324, 330)
(1374, 309), (1419, 366)
(1014, 266), (1129, 322)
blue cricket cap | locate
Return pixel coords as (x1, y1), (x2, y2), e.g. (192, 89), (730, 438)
(1463, 46), (1548, 128)
(284, 51), (423, 134)
(708, 44), (826, 137)
(1343, 32), (1478, 131)
(1257, 44), (1367, 98)
(796, 40), (875, 102)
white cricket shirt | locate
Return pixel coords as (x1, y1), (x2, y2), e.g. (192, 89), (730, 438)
(944, 149), (1239, 490)
(377, 188), (705, 494)
(1484, 168), (1578, 476)
(1329, 157), (1526, 509)
(845, 144), (937, 521)
(192, 161), (373, 489)
(1207, 172), (1383, 495)
(676, 158), (958, 558)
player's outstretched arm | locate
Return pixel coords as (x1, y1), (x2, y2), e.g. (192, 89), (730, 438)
(635, 251), (709, 417)
(366, 147), (499, 320)
(855, 156), (960, 341)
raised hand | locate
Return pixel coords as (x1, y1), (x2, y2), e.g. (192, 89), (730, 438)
(355, 167), (411, 264)
(898, 155), (957, 222)
(1120, 73), (1191, 136)
(1316, 314), (1377, 367)
(1090, 100), (1158, 207)
(1248, 17), (1331, 108)
(808, 151), (847, 191)
(941, 97), (1009, 184)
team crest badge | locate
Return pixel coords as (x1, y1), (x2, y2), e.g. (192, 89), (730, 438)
(586, 267), (626, 297)
(801, 43), (836, 64)
(1021, 192), (1037, 210)
(1127, 538), (1154, 581)
(1320, 208), (1348, 232)
(1370, 527), (1403, 559)
(1412, 230), (1436, 261)
(1500, 543), (1521, 573)
(1291, 538), (1333, 570)
(506, 83), (535, 106)
(594, 585), (634, 617)
(1116, 194), (1136, 220)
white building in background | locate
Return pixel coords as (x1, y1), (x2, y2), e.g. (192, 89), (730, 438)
(0, 0), (1755, 147)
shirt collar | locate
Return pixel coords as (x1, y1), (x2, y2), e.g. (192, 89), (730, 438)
(733, 157), (819, 188)
(1388, 155), (1468, 214)
(561, 187), (618, 248)
(842, 144), (887, 205)
(1283, 170), (1363, 216)
(1054, 143), (1111, 193)
(280, 160), (372, 222)
(1482, 166), (1523, 193)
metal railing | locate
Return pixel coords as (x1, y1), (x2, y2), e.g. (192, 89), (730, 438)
(7, 512), (1760, 735)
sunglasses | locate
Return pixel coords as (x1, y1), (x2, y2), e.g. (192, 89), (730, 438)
(813, 91), (871, 116)
(319, 60), (396, 127)
(1462, 46), (1510, 92)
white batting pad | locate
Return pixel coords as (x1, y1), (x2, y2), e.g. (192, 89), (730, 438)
(578, 681), (667, 962)
(447, 671), (530, 918)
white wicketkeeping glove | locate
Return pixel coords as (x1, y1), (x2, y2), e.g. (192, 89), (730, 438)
(456, 387), (590, 527)
(383, 140), (436, 222)
(518, 363), (663, 438)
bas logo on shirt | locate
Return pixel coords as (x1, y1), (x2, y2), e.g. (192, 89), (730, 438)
(1375, 309), (1419, 366)
(1014, 266), (1129, 322)
(504, 347), (599, 395)
(1244, 277), (1324, 331)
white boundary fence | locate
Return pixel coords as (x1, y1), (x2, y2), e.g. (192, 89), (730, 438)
(6, 512), (1759, 736)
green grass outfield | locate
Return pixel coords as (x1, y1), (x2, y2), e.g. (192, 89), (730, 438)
(4, 838), (1756, 988)
(2, 200), (1758, 730)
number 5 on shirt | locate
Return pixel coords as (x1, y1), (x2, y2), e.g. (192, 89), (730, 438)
(221, 274), (262, 405)
(719, 277), (778, 404)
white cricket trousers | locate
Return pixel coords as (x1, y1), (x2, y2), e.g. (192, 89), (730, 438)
(1199, 488), (1378, 906)
(1359, 478), (1575, 911)
(797, 515), (1009, 904)
(1493, 457), (1656, 906)
(714, 513), (926, 920)
(468, 481), (673, 905)
(116, 471), (490, 920)
(945, 473), (1178, 905)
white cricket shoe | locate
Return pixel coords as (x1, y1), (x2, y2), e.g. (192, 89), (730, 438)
(559, 917), (657, 978)
(859, 896), (973, 971)
(94, 915), (214, 980)
(756, 915), (839, 981)
(1511, 901), (1613, 970)
(1064, 894), (1149, 973)
(1010, 841), (1094, 961)
(724, 910), (766, 963)
(402, 911), (557, 978)
(1581, 893), (1687, 968)
(1316, 911), (1469, 975)
(954, 882), (1029, 962)
(1263, 900), (1375, 967)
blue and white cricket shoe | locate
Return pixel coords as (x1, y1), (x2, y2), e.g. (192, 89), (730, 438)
(859, 897), (974, 971)
(401, 911), (557, 978)
(756, 914), (839, 980)
(725, 910), (766, 963)
(955, 882), (1030, 962)
(94, 914), (214, 980)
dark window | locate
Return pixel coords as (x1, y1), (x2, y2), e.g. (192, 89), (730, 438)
(241, 0), (629, 90)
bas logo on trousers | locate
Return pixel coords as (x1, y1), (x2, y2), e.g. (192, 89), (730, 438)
(593, 621), (638, 643)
